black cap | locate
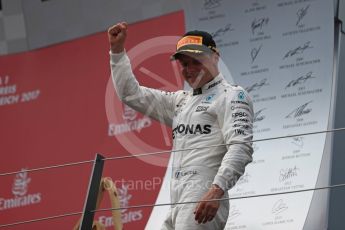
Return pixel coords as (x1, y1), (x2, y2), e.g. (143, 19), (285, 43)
(171, 30), (218, 60)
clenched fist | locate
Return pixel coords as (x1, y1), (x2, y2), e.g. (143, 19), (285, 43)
(108, 22), (128, 53)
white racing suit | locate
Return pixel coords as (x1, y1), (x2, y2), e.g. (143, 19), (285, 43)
(110, 51), (254, 230)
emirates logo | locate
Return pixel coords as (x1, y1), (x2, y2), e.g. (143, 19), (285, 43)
(0, 169), (42, 211)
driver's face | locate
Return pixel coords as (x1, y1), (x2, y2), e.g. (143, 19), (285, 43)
(177, 53), (217, 89)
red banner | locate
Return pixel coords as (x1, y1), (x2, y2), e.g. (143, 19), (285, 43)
(0, 11), (184, 229)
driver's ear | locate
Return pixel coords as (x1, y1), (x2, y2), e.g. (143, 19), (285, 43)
(212, 52), (219, 63)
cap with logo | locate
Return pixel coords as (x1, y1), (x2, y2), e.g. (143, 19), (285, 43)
(171, 30), (219, 60)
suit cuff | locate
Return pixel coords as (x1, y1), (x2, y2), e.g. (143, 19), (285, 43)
(109, 50), (126, 63)
(213, 175), (230, 192)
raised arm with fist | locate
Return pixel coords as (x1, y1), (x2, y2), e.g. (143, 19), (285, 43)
(108, 22), (127, 53)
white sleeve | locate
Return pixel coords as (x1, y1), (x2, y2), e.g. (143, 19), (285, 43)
(213, 88), (254, 192)
(110, 51), (178, 127)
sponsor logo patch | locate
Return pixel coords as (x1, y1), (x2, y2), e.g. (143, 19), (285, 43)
(175, 170), (198, 178)
(235, 129), (246, 135)
(202, 94), (216, 104)
(238, 91), (245, 100)
(231, 100), (249, 105)
(231, 105), (250, 112)
(232, 112), (248, 118)
(177, 36), (203, 50)
(207, 80), (222, 89)
(172, 124), (212, 139)
(196, 106), (209, 112)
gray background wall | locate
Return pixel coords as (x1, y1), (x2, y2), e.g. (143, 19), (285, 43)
(329, 0), (345, 228)
(0, 0), (343, 55)
(0, 0), (182, 55)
